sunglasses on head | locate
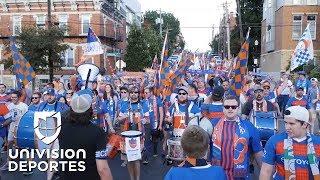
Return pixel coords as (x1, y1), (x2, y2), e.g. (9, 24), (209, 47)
(224, 105), (238, 109)
(254, 89), (263, 93)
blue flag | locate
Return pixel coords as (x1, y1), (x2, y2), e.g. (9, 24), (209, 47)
(10, 37), (36, 88)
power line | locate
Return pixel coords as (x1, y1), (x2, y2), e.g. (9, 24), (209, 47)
(5, 20), (303, 29)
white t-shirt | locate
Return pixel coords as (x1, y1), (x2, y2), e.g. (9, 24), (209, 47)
(188, 117), (213, 135)
(7, 102), (29, 122)
(279, 80), (293, 95)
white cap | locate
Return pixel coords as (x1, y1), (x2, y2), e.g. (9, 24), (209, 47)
(70, 89), (93, 113)
(284, 106), (310, 124)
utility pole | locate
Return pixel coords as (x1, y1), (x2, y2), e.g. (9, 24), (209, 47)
(47, 0), (54, 82)
(236, 0), (244, 42)
(224, 2), (231, 60)
(156, 9), (163, 37)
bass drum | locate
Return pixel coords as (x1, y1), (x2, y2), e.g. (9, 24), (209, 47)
(14, 111), (36, 149)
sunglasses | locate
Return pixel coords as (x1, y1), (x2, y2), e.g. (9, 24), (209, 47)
(178, 92), (187, 95)
(224, 105), (238, 109)
(254, 90), (263, 93)
(32, 97), (39, 99)
(130, 91), (139, 94)
(66, 92), (73, 94)
(120, 91), (128, 94)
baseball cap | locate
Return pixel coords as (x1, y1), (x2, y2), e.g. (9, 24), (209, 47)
(47, 88), (55, 96)
(284, 106), (310, 124)
(177, 86), (188, 94)
(311, 78), (318, 82)
(296, 86), (304, 91)
(253, 85), (263, 92)
(70, 89), (93, 113)
(211, 86), (224, 100)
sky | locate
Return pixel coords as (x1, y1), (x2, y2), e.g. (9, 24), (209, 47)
(138, 0), (236, 52)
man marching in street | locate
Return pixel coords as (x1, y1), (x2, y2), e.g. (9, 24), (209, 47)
(116, 86), (148, 180)
(260, 106), (320, 180)
(57, 89), (113, 180)
(211, 95), (263, 179)
(242, 84), (275, 120)
(143, 86), (164, 163)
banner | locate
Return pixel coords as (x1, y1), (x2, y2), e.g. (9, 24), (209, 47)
(290, 24), (314, 71)
(83, 27), (104, 56)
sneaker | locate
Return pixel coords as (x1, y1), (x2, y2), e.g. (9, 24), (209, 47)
(23, 171), (33, 176)
(142, 158), (149, 165)
(166, 159), (173, 165)
(0, 162), (8, 171)
(121, 161), (127, 167)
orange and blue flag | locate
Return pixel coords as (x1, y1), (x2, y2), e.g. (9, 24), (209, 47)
(232, 29), (250, 96)
(10, 38), (36, 88)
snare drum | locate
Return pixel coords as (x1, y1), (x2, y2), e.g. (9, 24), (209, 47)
(167, 137), (184, 161)
(173, 114), (186, 137)
(14, 111), (36, 149)
(253, 111), (277, 142)
(120, 131), (144, 161)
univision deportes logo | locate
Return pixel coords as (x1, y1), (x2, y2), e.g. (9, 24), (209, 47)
(9, 111), (86, 172)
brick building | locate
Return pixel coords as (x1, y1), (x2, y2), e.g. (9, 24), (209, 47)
(0, 0), (130, 87)
(260, 0), (320, 74)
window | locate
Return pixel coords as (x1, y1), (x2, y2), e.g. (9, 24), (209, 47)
(36, 15), (46, 29)
(307, 15), (316, 40)
(58, 14), (68, 35)
(0, 46), (2, 60)
(12, 15), (21, 36)
(266, 25), (272, 42)
(61, 48), (74, 67)
(293, 0), (303, 5)
(292, 15), (302, 40)
(81, 14), (90, 35)
(307, 0), (317, 5)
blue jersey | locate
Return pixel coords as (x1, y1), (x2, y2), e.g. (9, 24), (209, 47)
(37, 101), (69, 112)
(28, 104), (40, 111)
(165, 165), (226, 180)
(101, 98), (117, 122)
(143, 96), (163, 129)
(286, 96), (311, 109)
(263, 132), (320, 180)
(169, 101), (201, 117)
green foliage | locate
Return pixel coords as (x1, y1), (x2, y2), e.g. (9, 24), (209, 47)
(2, 26), (69, 74)
(143, 27), (162, 66)
(209, 35), (219, 54)
(143, 10), (185, 54)
(124, 25), (151, 71)
(228, 0), (263, 70)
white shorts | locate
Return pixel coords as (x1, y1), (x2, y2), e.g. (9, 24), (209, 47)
(7, 121), (18, 142)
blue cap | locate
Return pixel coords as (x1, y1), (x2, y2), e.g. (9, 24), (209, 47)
(47, 88), (55, 96)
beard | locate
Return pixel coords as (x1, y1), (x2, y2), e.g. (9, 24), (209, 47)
(178, 99), (188, 104)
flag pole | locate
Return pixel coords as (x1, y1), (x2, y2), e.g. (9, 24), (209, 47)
(158, 30), (168, 79)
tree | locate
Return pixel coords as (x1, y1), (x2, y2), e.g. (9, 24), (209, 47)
(227, 0), (263, 70)
(209, 35), (220, 54)
(143, 27), (162, 66)
(143, 10), (185, 54)
(124, 25), (150, 71)
(1, 27), (69, 79)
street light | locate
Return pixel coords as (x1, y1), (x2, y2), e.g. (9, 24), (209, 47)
(254, 40), (259, 73)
